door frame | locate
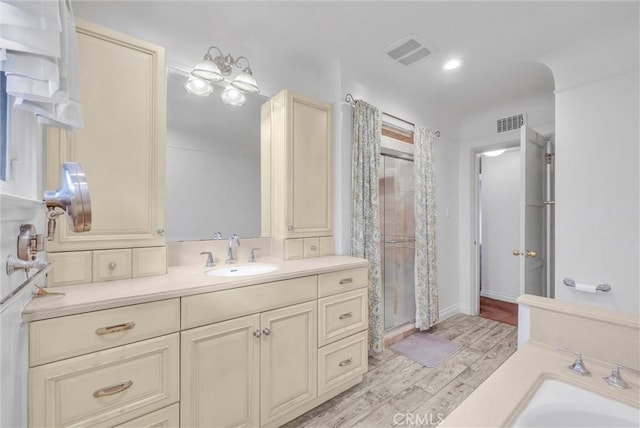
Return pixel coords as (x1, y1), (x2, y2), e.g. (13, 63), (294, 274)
(469, 133), (555, 316)
(469, 141), (519, 316)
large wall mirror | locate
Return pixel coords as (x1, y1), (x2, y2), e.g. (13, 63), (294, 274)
(166, 69), (266, 241)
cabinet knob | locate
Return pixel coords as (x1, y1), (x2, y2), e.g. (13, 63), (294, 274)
(288, 226), (294, 231)
(253, 329), (262, 338)
(156, 228), (165, 236)
(310, 245), (317, 251)
(108, 262), (117, 270)
(262, 327), (271, 336)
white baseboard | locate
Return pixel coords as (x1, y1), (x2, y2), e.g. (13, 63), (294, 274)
(439, 304), (460, 321)
(480, 289), (518, 303)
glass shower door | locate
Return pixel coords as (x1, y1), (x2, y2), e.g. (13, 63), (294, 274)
(379, 154), (415, 331)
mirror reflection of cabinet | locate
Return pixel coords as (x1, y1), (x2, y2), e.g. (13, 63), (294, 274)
(46, 19), (166, 285)
(261, 90), (334, 259)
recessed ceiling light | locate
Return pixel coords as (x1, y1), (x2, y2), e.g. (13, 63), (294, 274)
(443, 58), (463, 70)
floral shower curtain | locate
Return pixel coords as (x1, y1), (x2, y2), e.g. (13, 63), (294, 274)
(351, 99), (384, 353)
(414, 125), (439, 330)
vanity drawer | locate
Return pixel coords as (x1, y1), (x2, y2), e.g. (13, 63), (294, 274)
(115, 403), (179, 428)
(303, 237), (320, 258)
(29, 299), (180, 367)
(318, 330), (368, 395)
(29, 334), (180, 428)
(181, 275), (318, 329)
(132, 246), (167, 278)
(93, 249), (132, 282)
(318, 267), (368, 297)
(318, 288), (368, 346)
(47, 251), (93, 286)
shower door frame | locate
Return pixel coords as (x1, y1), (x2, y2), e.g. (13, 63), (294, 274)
(380, 145), (416, 332)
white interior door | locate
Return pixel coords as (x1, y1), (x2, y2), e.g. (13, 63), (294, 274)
(519, 126), (547, 297)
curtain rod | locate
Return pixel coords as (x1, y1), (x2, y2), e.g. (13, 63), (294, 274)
(344, 93), (441, 137)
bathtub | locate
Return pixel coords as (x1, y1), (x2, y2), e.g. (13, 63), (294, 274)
(512, 378), (640, 427)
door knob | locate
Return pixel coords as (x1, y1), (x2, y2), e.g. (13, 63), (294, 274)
(512, 250), (522, 256)
(525, 249), (538, 258)
(262, 327), (271, 336)
(253, 329), (261, 338)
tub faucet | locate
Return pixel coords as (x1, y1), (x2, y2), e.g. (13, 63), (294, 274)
(226, 234), (240, 264)
(557, 346), (590, 376)
(603, 364), (639, 389)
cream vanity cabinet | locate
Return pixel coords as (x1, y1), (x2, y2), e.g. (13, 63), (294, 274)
(27, 266), (368, 427)
(28, 300), (181, 427)
(261, 90), (334, 259)
(181, 269), (368, 428)
(46, 19), (167, 285)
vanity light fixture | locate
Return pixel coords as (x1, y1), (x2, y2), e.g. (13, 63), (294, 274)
(183, 76), (214, 96)
(443, 58), (463, 70)
(220, 86), (247, 106)
(188, 46), (260, 105)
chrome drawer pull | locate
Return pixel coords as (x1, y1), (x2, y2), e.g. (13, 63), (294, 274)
(93, 380), (133, 398)
(339, 358), (353, 367)
(95, 321), (136, 336)
(339, 277), (353, 285)
(339, 312), (353, 320)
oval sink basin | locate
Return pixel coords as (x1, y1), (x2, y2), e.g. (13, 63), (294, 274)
(205, 263), (279, 277)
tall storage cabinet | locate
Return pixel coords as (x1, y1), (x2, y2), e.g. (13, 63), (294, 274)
(46, 19), (167, 284)
(261, 90), (333, 259)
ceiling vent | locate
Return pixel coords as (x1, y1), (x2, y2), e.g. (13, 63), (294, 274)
(496, 114), (525, 133)
(385, 34), (434, 66)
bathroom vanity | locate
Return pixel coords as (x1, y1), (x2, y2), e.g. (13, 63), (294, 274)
(24, 256), (369, 427)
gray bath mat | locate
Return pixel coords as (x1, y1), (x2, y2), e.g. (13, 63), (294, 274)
(390, 332), (461, 368)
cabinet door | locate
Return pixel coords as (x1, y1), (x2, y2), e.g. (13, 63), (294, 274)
(46, 19), (166, 251)
(286, 93), (332, 238)
(181, 315), (260, 428)
(260, 301), (317, 425)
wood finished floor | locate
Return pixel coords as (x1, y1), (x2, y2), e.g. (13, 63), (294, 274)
(283, 314), (517, 428)
(479, 296), (518, 326)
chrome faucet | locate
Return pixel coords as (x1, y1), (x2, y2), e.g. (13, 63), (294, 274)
(557, 346), (590, 376)
(603, 364), (640, 389)
(200, 251), (215, 268)
(248, 248), (260, 263)
(226, 234), (240, 264)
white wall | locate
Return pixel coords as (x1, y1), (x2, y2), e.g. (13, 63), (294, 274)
(457, 93), (555, 313)
(480, 149), (521, 303)
(554, 71), (639, 314)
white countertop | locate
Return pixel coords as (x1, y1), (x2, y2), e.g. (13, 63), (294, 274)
(23, 256), (368, 322)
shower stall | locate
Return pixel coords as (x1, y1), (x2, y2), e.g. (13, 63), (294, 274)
(379, 152), (416, 332)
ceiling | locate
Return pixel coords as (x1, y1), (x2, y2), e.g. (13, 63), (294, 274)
(72, 1), (639, 134)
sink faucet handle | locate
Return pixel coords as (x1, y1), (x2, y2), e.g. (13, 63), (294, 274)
(213, 232), (222, 240)
(248, 248), (261, 263)
(604, 364), (640, 389)
(200, 251), (215, 268)
(557, 346), (591, 376)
